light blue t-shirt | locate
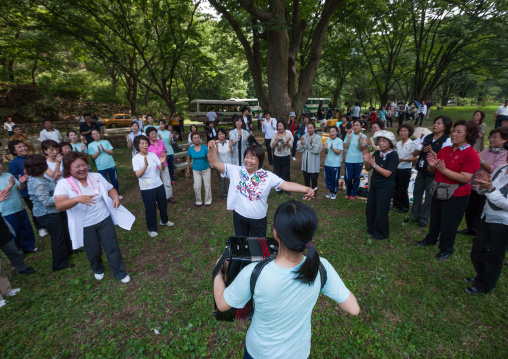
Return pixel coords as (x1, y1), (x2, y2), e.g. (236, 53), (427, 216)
(378, 110), (387, 120)
(324, 137), (344, 167)
(71, 142), (88, 153)
(87, 140), (115, 171)
(187, 145), (209, 171)
(345, 133), (366, 163)
(157, 130), (174, 155)
(0, 173), (24, 216)
(224, 257), (350, 359)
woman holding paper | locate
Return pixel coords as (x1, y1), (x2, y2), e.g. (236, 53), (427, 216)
(54, 151), (133, 283)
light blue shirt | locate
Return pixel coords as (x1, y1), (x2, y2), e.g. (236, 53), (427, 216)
(187, 145), (209, 171)
(0, 173), (24, 216)
(87, 140), (115, 171)
(345, 133), (366, 163)
(224, 257), (350, 359)
(378, 110), (387, 120)
(144, 124), (157, 133)
(157, 130), (174, 155)
(324, 137), (344, 167)
(71, 142), (88, 153)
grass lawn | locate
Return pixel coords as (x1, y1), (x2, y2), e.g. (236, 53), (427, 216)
(1, 132), (508, 358)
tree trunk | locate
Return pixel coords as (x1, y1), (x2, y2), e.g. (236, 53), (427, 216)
(8, 60), (14, 81)
(31, 59), (38, 85)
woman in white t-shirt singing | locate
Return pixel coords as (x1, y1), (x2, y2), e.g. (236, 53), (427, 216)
(54, 151), (133, 283)
(208, 143), (313, 237)
(213, 201), (360, 359)
(392, 124), (417, 213)
(215, 128), (233, 199)
(132, 135), (174, 238)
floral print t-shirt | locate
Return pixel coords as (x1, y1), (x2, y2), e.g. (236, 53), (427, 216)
(222, 163), (284, 219)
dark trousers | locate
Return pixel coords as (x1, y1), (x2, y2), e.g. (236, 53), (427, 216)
(345, 162), (363, 197)
(1, 240), (28, 272)
(273, 155), (291, 187)
(495, 116), (507, 128)
(324, 165), (340, 193)
(244, 347), (253, 359)
(247, 133), (261, 147)
(424, 195), (469, 252)
(303, 171), (318, 190)
(98, 166), (120, 194)
(398, 115), (403, 127)
(83, 216), (127, 279)
(173, 125), (182, 140)
(291, 139), (298, 158)
(464, 190), (486, 235)
(264, 139), (273, 165)
(393, 168), (412, 211)
(410, 173), (434, 224)
(36, 212), (72, 270)
(233, 211), (267, 238)
(386, 116), (393, 127)
(366, 186), (392, 239)
(3, 209), (36, 251)
(167, 154), (175, 181)
(415, 113), (424, 127)
(22, 196), (43, 231)
(140, 185), (168, 232)
(470, 219), (508, 293)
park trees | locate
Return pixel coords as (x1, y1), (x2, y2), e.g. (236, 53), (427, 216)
(208, 0), (346, 119)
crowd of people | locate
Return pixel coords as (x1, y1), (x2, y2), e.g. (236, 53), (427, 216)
(1, 102), (508, 358)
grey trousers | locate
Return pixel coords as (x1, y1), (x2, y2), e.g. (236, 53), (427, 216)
(0, 240), (28, 272)
(83, 216), (127, 280)
(409, 173), (434, 224)
(216, 169), (230, 197)
(0, 258), (13, 300)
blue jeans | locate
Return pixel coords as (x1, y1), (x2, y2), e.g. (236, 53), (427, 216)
(167, 154), (174, 181)
(243, 347), (253, 359)
(98, 166), (120, 194)
(324, 165), (340, 193)
(345, 162), (363, 197)
(3, 209), (36, 251)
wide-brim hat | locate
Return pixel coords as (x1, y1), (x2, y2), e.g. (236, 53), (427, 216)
(373, 130), (397, 148)
(289, 111), (296, 117)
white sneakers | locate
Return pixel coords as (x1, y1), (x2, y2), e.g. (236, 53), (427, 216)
(326, 192), (337, 200)
(39, 229), (49, 237)
(7, 288), (20, 297)
(94, 272), (130, 283)
(292, 157), (296, 161)
(148, 231), (158, 237)
(326, 192), (333, 199)
(0, 299), (6, 308)
(160, 221), (175, 227)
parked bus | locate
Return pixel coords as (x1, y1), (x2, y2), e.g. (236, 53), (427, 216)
(228, 97), (332, 115)
(189, 99), (250, 123)
(228, 98), (261, 112)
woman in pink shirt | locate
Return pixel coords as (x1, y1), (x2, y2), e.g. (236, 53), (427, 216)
(459, 127), (508, 235)
(146, 127), (176, 203)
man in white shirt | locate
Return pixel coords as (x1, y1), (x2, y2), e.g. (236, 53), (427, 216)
(206, 107), (217, 123)
(39, 119), (63, 143)
(132, 114), (144, 129)
(494, 100), (508, 128)
(261, 111), (277, 166)
(415, 100), (426, 127)
(3, 117), (15, 136)
(391, 99), (397, 109)
(352, 103), (361, 121)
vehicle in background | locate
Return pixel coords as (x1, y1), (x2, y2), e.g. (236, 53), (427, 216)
(304, 98), (332, 114)
(228, 97), (332, 116)
(190, 99), (250, 123)
(228, 98), (261, 112)
(102, 114), (145, 128)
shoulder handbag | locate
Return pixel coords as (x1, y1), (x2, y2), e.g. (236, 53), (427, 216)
(428, 180), (466, 200)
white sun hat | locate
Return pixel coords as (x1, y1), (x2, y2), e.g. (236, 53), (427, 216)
(373, 130), (397, 148)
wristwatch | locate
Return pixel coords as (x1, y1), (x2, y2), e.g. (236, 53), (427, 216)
(486, 187), (496, 194)
(373, 164), (378, 169)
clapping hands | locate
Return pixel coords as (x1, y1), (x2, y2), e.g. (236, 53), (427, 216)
(474, 171), (493, 190)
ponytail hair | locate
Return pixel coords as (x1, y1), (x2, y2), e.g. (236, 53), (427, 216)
(273, 201), (320, 285)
